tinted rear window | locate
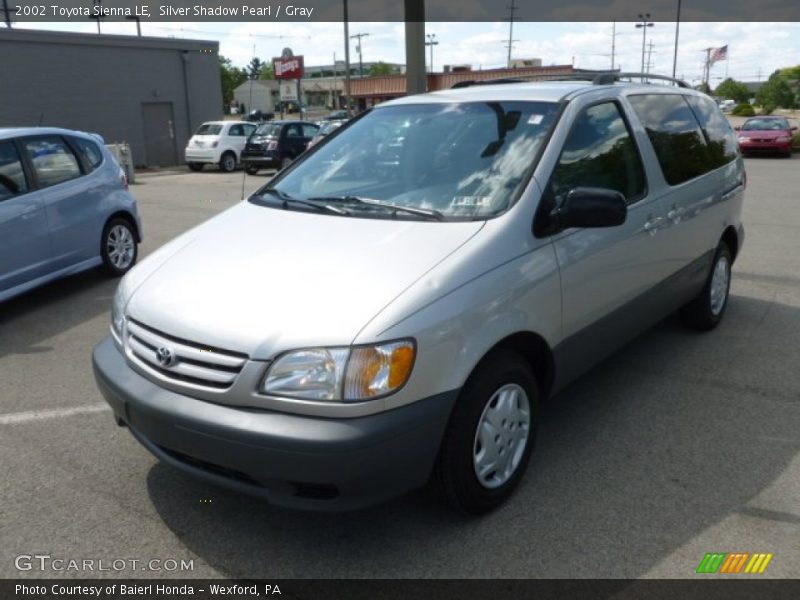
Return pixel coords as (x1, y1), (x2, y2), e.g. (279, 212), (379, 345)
(628, 94), (711, 186)
(195, 124), (222, 135)
(685, 96), (738, 169)
(0, 141), (28, 200)
(71, 137), (104, 171)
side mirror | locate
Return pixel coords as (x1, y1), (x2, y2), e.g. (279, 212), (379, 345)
(734, 126), (741, 131)
(792, 126), (798, 132)
(550, 187), (627, 230)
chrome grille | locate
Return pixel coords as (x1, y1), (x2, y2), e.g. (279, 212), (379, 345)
(125, 319), (247, 389)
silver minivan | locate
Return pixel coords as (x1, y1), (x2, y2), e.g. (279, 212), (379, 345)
(93, 76), (745, 514)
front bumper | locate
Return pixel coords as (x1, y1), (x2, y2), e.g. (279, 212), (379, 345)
(92, 336), (457, 511)
(738, 141), (792, 154)
(241, 151), (279, 169)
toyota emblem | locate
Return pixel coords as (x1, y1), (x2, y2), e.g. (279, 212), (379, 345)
(156, 347), (176, 367)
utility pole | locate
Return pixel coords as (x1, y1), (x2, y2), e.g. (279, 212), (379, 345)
(2, 0), (12, 28)
(425, 33), (438, 73)
(701, 47), (712, 90)
(610, 21), (618, 71)
(343, 0), (352, 116)
(350, 32), (369, 77)
(672, 0), (682, 78)
(645, 40), (656, 74)
(505, 0), (519, 68)
(635, 13), (654, 79)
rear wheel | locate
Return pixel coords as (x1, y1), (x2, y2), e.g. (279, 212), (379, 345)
(100, 218), (137, 277)
(187, 162), (203, 172)
(432, 349), (538, 515)
(219, 152), (237, 173)
(679, 242), (732, 331)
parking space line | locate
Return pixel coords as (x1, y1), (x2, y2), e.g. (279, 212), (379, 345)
(0, 403), (109, 425)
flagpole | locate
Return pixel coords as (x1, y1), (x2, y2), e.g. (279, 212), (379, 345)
(725, 43), (729, 79)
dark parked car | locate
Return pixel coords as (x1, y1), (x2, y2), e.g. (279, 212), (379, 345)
(241, 121), (319, 173)
(245, 110), (275, 123)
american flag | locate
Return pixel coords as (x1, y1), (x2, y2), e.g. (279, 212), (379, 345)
(710, 45), (729, 64)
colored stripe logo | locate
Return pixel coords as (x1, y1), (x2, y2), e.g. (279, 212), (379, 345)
(696, 552), (773, 574)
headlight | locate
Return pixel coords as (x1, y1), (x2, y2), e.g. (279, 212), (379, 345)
(262, 340), (416, 402)
(111, 285), (126, 338)
(738, 136), (750, 143)
(776, 136), (792, 143)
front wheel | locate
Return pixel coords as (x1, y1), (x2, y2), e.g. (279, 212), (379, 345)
(432, 349), (538, 515)
(100, 218), (138, 277)
(679, 242), (732, 331)
(245, 164), (259, 175)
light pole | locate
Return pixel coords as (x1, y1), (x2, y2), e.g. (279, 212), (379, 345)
(343, 0), (351, 116)
(425, 33), (438, 73)
(350, 32), (369, 77)
(2, 0), (12, 28)
(125, 14), (141, 36)
(635, 13), (654, 77)
(672, 0), (682, 78)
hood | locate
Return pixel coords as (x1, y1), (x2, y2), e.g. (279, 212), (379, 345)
(125, 201), (484, 358)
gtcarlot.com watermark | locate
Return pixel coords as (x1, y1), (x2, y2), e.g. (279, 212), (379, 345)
(14, 554), (194, 573)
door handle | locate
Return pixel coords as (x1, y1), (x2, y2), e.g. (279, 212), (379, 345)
(21, 206), (39, 220)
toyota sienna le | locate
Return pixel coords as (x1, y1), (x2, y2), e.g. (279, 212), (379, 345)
(93, 74), (745, 514)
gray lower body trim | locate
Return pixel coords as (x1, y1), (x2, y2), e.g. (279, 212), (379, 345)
(92, 336), (458, 511)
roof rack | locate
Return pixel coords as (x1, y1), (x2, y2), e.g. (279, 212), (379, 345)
(451, 72), (690, 90)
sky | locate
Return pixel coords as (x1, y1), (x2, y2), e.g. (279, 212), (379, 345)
(17, 21), (800, 85)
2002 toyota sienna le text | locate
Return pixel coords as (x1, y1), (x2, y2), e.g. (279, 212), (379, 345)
(93, 77), (745, 514)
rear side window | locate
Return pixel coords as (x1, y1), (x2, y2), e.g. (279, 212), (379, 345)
(0, 141), (29, 200)
(71, 137), (104, 171)
(195, 124), (222, 135)
(685, 95), (738, 169)
(23, 136), (82, 189)
(628, 94), (711, 186)
(228, 124), (245, 136)
(550, 102), (647, 204)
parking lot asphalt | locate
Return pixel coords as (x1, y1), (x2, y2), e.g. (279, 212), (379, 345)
(2, 158), (799, 579)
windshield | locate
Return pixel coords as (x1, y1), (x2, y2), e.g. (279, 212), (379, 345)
(259, 101), (560, 220)
(742, 118), (790, 131)
(254, 123), (281, 137)
(195, 124), (222, 135)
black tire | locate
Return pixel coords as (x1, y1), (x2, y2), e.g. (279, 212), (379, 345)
(219, 152), (237, 173)
(187, 162), (204, 172)
(99, 218), (138, 277)
(245, 164), (259, 175)
(432, 349), (538, 515)
(679, 242), (732, 331)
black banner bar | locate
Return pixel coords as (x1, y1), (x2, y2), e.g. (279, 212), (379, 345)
(4, 0), (800, 22)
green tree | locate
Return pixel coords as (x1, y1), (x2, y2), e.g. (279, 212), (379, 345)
(367, 61), (396, 76)
(756, 72), (796, 112)
(247, 57), (265, 80)
(259, 62), (275, 80)
(714, 78), (750, 103)
(219, 55), (248, 110)
(779, 65), (800, 80)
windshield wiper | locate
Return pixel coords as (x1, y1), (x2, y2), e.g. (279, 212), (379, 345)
(307, 195), (445, 221)
(259, 189), (349, 215)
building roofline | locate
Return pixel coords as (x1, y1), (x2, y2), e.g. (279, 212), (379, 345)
(0, 27), (218, 51)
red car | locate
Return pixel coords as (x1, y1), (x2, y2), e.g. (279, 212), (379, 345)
(735, 116), (797, 157)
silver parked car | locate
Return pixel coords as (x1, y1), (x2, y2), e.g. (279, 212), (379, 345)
(1, 127), (141, 302)
(93, 75), (744, 514)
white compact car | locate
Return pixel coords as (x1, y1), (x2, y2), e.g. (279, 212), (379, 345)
(185, 121), (256, 172)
